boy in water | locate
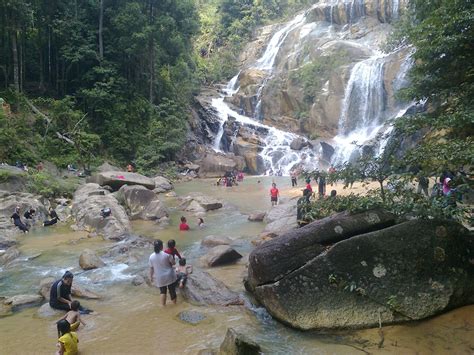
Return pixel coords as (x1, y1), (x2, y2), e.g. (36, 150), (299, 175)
(176, 258), (193, 288)
(57, 300), (86, 331)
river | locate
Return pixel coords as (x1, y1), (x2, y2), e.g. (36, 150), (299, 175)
(0, 177), (473, 354)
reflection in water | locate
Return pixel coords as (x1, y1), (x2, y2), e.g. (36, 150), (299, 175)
(1, 177), (473, 353)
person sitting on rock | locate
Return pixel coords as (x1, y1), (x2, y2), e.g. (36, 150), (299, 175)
(50, 271), (92, 314)
(179, 216), (190, 231)
(100, 207), (111, 219)
(24, 208), (36, 220)
(44, 207), (60, 226)
(11, 206), (29, 233)
(57, 300), (86, 331)
(164, 239), (182, 260)
(175, 258), (193, 289)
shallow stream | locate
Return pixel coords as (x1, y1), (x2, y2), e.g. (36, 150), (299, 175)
(1, 177), (473, 354)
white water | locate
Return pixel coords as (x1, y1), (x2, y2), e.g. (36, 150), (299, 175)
(211, 0), (412, 171)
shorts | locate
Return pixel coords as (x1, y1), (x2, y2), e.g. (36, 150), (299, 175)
(271, 196), (278, 202)
(177, 272), (188, 286)
(159, 282), (177, 300)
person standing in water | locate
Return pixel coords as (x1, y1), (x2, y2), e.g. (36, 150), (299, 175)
(149, 239), (177, 306)
(270, 183), (280, 206)
(55, 319), (79, 355)
(290, 170), (298, 187)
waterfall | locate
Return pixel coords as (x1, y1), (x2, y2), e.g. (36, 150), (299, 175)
(338, 54), (387, 135)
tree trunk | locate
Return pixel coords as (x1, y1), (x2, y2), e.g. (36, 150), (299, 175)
(11, 30), (19, 92)
(148, 0), (154, 104)
(98, 0), (104, 61)
(379, 180), (386, 202)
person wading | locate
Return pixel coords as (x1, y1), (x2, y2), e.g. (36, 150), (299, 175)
(149, 239), (178, 306)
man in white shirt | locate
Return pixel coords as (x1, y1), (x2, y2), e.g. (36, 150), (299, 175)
(149, 239), (177, 306)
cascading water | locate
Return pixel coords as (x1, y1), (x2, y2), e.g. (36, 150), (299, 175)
(210, 0), (412, 172)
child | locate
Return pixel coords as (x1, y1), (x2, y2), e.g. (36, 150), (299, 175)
(164, 239), (182, 260)
(56, 319), (79, 355)
(179, 216), (190, 231)
(176, 258), (193, 288)
(57, 300), (86, 331)
(270, 183), (279, 206)
(197, 217), (205, 228)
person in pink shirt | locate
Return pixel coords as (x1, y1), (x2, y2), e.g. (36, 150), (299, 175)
(179, 216), (190, 231)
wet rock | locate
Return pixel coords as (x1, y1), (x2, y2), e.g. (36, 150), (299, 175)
(290, 137), (311, 150)
(248, 212), (266, 222)
(180, 270), (241, 306)
(37, 303), (64, 318)
(184, 163), (200, 172)
(219, 328), (261, 355)
(247, 214), (474, 330)
(71, 183), (130, 239)
(0, 247), (20, 266)
(180, 193), (223, 212)
(79, 249), (105, 270)
(119, 185), (168, 220)
(177, 310), (207, 325)
(0, 300), (13, 318)
(261, 201), (298, 237)
(201, 245), (242, 267)
(132, 275), (145, 286)
(0, 237), (16, 250)
(88, 171), (155, 191)
(166, 191), (177, 197)
(201, 235), (232, 247)
(4, 294), (43, 308)
(320, 141), (335, 162)
(71, 284), (101, 299)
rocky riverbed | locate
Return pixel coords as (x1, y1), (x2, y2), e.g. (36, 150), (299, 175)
(1, 173), (473, 354)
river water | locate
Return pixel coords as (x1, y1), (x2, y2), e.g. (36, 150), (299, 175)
(1, 177), (473, 354)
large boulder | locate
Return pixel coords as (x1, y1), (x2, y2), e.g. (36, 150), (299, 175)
(201, 245), (243, 267)
(88, 171), (155, 191)
(79, 249), (105, 270)
(198, 152), (245, 178)
(180, 270), (242, 306)
(248, 212), (266, 222)
(119, 185), (168, 220)
(180, 193), (223, 212)
(290, 137), (311, 151)
(71, 183), (130, 239)
(247, 214), (474, 330)
(219, 328), (262, 355)
(260, 200), (298, 237)
(96, 162), (121, 172)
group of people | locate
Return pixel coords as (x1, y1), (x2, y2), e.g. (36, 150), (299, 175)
(178, 216), (205, 231)
(11, 206), (60, 233)
(216, 171), (244, 187)
(149, 239), (193, 306)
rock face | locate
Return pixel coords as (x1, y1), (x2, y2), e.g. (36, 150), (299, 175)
(37, 303), (64, 318)
(180, 193), (223, 212)
(79, 249), (105, 270)
(248, 212), (266, 222)
(201, 245), (243, 267)
(71, 183), (130, 239)
(119, 185), (168, 220)
(290, 137), (311, 150)
(261, 200), (298, 237)
(88, 171), (155, 191)
(247, 214), (474, 330)
(219, 328), (261, 355)
(0, 247), (20, 266)
(180, 270), (241, 306)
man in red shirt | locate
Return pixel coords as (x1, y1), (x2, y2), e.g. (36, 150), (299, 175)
(270, 183), (280, 206)
(179, 216), (190, 231)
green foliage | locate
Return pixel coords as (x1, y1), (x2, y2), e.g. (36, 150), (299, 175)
(26, 171), (77, 198)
